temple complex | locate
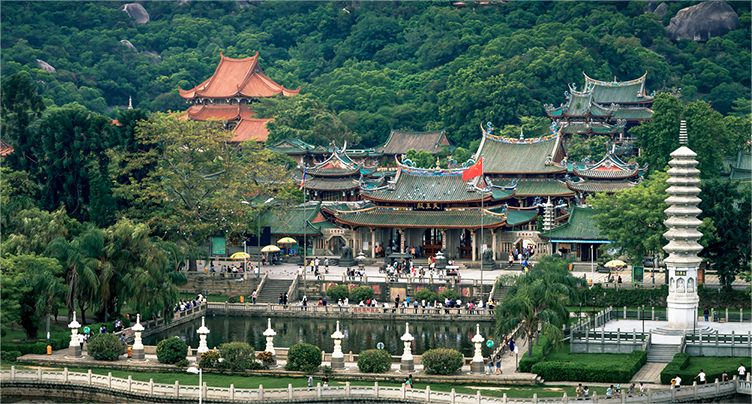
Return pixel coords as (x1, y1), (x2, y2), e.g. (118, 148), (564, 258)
(293, 146), (379, 202)
(179, 52), (300, 143)
(544, 73), (654, 143)
(565, 148), (644, 201)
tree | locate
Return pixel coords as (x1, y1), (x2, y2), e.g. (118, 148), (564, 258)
(589, 171), (670, 265)
(494, 255), (581, 357)
(1, 73), (46, 174)
(631, 94), (683, 173)
(697, 180), (751, 291)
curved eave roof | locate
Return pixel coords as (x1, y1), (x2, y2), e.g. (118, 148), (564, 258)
(362, 168), (493, 204)
(376, 130), (452, 155)
(479, 134), (565, 174)
(583, 72), (653, 105)
(231, 118), (272, 143)
(573, 167), (637, 179)
(186, 104), (255, 121)
(566, 180), (636, 193)
(335, 207), (507, 229)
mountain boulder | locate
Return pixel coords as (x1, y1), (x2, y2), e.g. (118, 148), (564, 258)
(653, 3), (669, 17)
(119, 3), (150, 24)
(37, 59), (56, 73)
(120, 39), (138, 52)
(666, 1), (738, 42)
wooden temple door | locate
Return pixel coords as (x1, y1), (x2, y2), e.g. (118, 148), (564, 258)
(460, 229), (472, 258)
(422, 229), (442, 257)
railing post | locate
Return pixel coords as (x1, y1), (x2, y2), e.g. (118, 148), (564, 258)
(623, 306), (626, 319)
(451, 388), (456, 404)
(258, 384), (264, 400)
(715, 378), (720, 393)
(374, 381), (379, 398)
(563, 392), (568, 404)
(288, 383), (293, 400)
(651, 307), (655, 321)
(741, 308), (744, 322)
(401, 383), (406, 399)
(533, 393), (538, 403)
(502, 393), (508, 404)
(621, 390), (626, 404)
(726, 308), (729, 322)
(128, 375), (132, 392)
(671, 385), (676, 401)
(150, 379), (154, 396)
(175, 381), (180, 398)
(63, 367), (67, 382)
(426, 386), (430, 402)
(732, 330), (735, 356)
(477, 390), (482, 404)
(317, 382), (322, 398)
(647, 388), (652, 404)
(711, 308), (715, 322)
(108, 372), (112, 388)
(693, 381), (697, 399)
(88, 369), (92, 385)
(229, 384), (234, 400)
(346, 381), (350, 398)
(593, 392), (598, 403)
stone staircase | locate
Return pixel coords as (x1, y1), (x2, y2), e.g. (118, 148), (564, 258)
(256, 279), (294, 304)
(651, 326), (714, 336)
(647, 343), (681, 363)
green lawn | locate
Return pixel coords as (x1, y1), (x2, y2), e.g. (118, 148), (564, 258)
(681, 356), (750, 381)
(4, 364), (578, 399)
(545, 343), (632, 368)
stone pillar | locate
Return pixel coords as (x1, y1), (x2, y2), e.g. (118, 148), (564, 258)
(400, 322), (414, 372)
(68, 311), (81, 357)
(351, 226), (357, 251)
(399, 229), (405, 254)
(196, 316), (210, 356)
(471, 324), (485, 373)
(471, 229), (477, 262)
(664, 121), (702, 331)
(492, 230), (497, 260)
(330, 320), (344, 370)
(441, 229), (447, 251)
(263, 318), (276, 357)
(132, 314), (145, 360)
(371, 228), (376, 259)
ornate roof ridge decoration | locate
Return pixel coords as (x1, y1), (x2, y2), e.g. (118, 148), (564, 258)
(583, 71), (648, 88)
(179, 52), (301, 99)
(312, 147), (358, 171)
(482, 130), (559, 145)
(395, 155), (468, 176)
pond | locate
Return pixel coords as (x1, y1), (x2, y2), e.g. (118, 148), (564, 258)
(144, 316), (497, 357)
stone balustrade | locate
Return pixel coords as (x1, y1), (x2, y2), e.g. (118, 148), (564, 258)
(1, 367), (745, 404)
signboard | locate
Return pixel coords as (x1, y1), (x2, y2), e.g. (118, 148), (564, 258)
(327, 229), (345, 234)
(212, 236), (226, 255)
(632, 266), (644, 282)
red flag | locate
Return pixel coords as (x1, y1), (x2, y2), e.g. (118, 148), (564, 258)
(462, 157), (483, 181)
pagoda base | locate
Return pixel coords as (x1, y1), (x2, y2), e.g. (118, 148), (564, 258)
(132, 348), (145, 360)
(471, 360), (485, 374)
(667, 294), (700, 330)
(400, 359), (413, 372)
(68, 344), (81, 358)
(330, 356), (344, 370)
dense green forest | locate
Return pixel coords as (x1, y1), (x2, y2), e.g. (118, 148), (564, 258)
(2, 1), (750, 149)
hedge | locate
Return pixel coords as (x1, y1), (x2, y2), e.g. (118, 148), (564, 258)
(326, 285), (349, 302)
(518, 334), (551, 373)
(576, 284), (751, 310)
(532, 351), (647, 383)
(660, 353), (691, 384)
(357, 349), (392, 373)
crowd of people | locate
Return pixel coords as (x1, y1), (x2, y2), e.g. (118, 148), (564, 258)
(174, 294), (206, 313)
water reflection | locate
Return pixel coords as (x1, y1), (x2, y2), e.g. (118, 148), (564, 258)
(144, 316), (496, 357)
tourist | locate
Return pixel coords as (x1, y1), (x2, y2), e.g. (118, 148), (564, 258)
(408, 374), (414, 388)
(343, 297), (349, 306)
(495, 354), (501, 375)
(279, 293), (284, 305)
(583, 386), (589, 398)
(606, 385), (613, 399)
(694, 369), (706, 384)
(322, 375), (329, 389)
(722, 371), (729, 381)
(324, 258), (329, 273)
(78, 333), (85, 350)
(617, 276), (622, 284)
(508, 253), (514, 267)
(302, 295), (308, 309)
(308, 374), (313, 390)
(639, 382), (645, 396)
(487, 354), (493, 375)
(576, 384), (584, 398)
(283, 293), (288, 307)
(704, 307), (709, 321)
(674, 374), (681, 389)
(509, 338), (515, 356)
(739, 363), (746, 379)
(628, 383), (635, 396)
(252, 290), (257, 304)
(404, 377), (411, 388)
(120, 333), (127, 348)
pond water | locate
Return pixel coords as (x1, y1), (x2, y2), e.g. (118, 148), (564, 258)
(144, 316), (496, 357)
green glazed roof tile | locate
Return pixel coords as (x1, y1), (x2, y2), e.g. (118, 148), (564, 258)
(541, 206), (608, 240)
(479, 136), (564, 174)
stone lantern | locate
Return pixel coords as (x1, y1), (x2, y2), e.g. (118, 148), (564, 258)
(196, 316), (210, 356)
(356, 251), (366, 272)
(330, 320), (345, 370)
(68, 311), (81, 357)
(400, 322), (414, 372)
(131, 314), (145, 360)
(263, 318), (276, 357)
(471, 323), (485, 373)
(435, 251), (447, 270)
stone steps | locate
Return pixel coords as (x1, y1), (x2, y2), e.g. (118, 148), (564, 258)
(647, 343), (680, 363)
(257, 279), (294, 303)
(652, 326), (714, 336)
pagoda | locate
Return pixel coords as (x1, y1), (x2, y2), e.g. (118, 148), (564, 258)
(178, 52), (300, 143)
(294, 145), (378, 202)
(565, 147), (644, 201)
(544, 73), (653, 142)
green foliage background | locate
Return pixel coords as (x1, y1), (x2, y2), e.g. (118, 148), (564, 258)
(2, 1), (749, 148)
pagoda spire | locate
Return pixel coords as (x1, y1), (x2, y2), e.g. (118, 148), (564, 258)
(663, 120), (702, 330)
(128, 96), (133, 110)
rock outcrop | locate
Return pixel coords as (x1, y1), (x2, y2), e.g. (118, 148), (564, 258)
(37, 59), (56, 73)
(119, 3), (150, 24)
(653, 3), (669, 17)
(666, 1), (738, 42)
(120, 39), (138, 52)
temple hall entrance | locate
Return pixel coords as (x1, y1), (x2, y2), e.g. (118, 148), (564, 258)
(422, 229), (442, 257)
(328, 236), (347, 255)
(460, 229), (472, 258)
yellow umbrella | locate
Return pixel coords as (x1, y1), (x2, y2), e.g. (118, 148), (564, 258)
(277, 237), (297, 244)
(230, 252), (251, 260)
(604, 259), (627, 268)
(261, 245), (281, 253)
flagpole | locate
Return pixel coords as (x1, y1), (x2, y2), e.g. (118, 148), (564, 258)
(480, 155), (484, 304)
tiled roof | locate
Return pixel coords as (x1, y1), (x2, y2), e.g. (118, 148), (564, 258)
(231, 118), (272, 143)
(267, 138), (330, 155)
(573, 167), (637, 179)
(306, 167), (360, 177)
(185, 104), (255, 121)
(335, 207), (507, 229)
(492, 179), (573, 197)
(478, 135), (565, 174)
(503, 208), (538, 226)
(363, 169), (489, 203)
(540, 206), (608, 241)
(491, 188), (515, 199)
(729, 150), (751, 181)
(583, 73), (652, 105)
(613, 107), (653, 120)
(566, 93), (592, 116)
(293, 171), (359, 191)
(566, 180), (636, 193)
(263, 203), (322, 236)
(376, 130), (452, 155)
(179, 52), (300, 99)
(0, 139), (13, 157)
(572, 152), (638, 179)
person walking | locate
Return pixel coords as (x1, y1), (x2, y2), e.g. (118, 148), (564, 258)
(486, 354), (493, 375)
(674, 374), (681, 389)
(308, 374), (313, 390)
(739, 363), (747, 379)
(576, 384), (584, 398)
(694, 369), (706, 384)
(495, 354), (501, 375)
(509, 339), (515, 356)
(703, 307), (709, 322)
(252, 290), (257, 304)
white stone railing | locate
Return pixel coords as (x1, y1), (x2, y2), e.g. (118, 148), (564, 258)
(1, 367), (744, 403)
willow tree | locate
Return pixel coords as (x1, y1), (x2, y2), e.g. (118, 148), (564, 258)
(111, 112), (293, 270)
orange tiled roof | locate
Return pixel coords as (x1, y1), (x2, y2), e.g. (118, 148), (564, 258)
(230, 118), (273, 143)
(186, 104), (255, 121)
(179, 52), (300, 100)
(0, 139), (13, 157)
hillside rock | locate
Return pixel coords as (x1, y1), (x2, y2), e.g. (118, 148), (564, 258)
(119, 3), (150, 24)
(120, 39), (138, 52)
(653, 3), (668, 17)
(646, 0), (657, 13)
(37, 59), (56, 73)
(667, 1), (738, 42)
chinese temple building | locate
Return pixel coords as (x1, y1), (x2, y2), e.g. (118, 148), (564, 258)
(178, 52), (300, 143)
(375, 130), (454, 168)
(539, 206), (610, 262)
(544, 73), (653, 141)
(565, 149), (644, 201)
(267, 138), (331, 167)
(263, 202), (350, 256)
(293, 146), (378, 202)
(720, 150), (751, 182)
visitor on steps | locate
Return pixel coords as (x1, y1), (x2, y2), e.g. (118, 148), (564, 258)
(495, 354), (501, 375)
(487, 354), (493, 375)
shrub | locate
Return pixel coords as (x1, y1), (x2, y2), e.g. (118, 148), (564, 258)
(88, 333), (125, 361)
(349, 286), (374, 303)
(199, 351), (220, 369)
(175, 358), (189, 368)
(438, 289), (460, 302)
(357, 349), (392, 373)
(156, 337), (188, 364)
(228, 296), (236, 303)
(122, 317), (131, 328)
(256, 351), (274, 364)
(218, 342), (254, 372)
(3, 351), (22, 362)
(518, 334), (551, 372)
(532, 351), (647, 383)
(285, 343), (322, 373)
(327, 285), (350, 302)
(32, 342), (48, 355)
(422, 348), (464, 375)
(660, 353), (691, 384)
(415, 288), (437, 303)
